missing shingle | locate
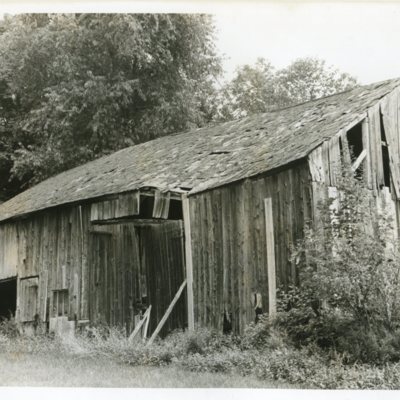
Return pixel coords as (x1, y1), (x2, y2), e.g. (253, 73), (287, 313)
(210, 150), (231, 155)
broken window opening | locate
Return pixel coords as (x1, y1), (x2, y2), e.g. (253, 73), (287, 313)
(168, 199), (183, 220)
(380, 112), (391, 188)
(347, 123), (363, 163)
(346, 123), (365, 179)
(139, 195), (155, 219)
(0, 277), (17, 319)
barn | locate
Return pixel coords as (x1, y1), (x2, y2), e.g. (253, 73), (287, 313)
(1, 78), (400, 337)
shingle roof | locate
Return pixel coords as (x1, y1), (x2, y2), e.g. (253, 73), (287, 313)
(1, 78), (400, 222)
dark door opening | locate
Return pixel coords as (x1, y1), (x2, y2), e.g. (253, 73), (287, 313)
(0, 277), (17, 319)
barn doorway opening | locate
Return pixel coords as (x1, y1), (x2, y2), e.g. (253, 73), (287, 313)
(89, 219), (187, 338)
(137, 220), (187, 337)
(0, 277), (17, 320)
(88, 190), (188, 338)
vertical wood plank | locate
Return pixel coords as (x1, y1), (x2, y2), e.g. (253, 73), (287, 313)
(182, 194), (195, 331)
(362, 118), (373, 190)
(264, 197), (276, 318)
(368, 104), (384, 189)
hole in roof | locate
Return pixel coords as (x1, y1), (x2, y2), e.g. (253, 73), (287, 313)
(210, 150), (231, 155)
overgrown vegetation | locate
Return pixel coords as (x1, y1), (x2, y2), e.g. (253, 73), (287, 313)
(280, 167), (400, 365)
(2, 321), (400, 389)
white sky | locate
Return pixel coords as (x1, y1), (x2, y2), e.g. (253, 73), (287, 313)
(214, 2), (400, 84)
(1, 2), (400, 85)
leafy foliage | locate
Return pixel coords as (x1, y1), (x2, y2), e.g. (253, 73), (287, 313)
(275, 58), (357, 105)
(0, 13), (221, 199)
(279, 167), (400, 363)
(218, 57), (357, 120)
(0, 316), (19, 338)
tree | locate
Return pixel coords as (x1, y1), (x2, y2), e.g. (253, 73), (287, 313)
(218, 57), (358, 120)
(275, 57), (358, 106)
(216, 58), (277, 119)
(0, 14), (221, 200)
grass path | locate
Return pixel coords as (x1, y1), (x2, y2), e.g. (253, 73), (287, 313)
(0, 352), (291, 388)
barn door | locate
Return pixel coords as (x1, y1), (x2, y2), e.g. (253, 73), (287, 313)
(139, 220), (187, 336)
(89, 231), (113, 325)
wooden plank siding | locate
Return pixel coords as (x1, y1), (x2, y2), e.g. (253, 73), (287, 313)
(0, 205), (91, 326)
(90, 191), (140, 222)
(188, 162), (313, 334)
(308, 86), (400, 250)
(0, 203), (185, 336)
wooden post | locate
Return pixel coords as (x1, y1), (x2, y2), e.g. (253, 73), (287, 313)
(128, 305), (151, 343)
(147, 280), (187, 345)
(41, 270), (48, 322)
(15, 277), (20, 326)
(264, 198), (276, 318)
(182, 194), (195, 331)
(142, 307), (151, 340)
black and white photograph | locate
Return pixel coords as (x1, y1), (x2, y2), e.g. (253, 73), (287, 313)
(1, 1), (400, 397)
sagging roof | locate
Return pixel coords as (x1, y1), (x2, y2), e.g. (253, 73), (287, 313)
(1, 78), (400, 222)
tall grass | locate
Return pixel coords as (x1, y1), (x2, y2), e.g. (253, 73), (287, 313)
(3, 316), (400, 389)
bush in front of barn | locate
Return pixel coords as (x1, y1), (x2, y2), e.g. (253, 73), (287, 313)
(279, 167), (400, 365)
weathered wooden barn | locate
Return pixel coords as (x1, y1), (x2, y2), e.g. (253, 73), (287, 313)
(1, 78), (400, 336)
